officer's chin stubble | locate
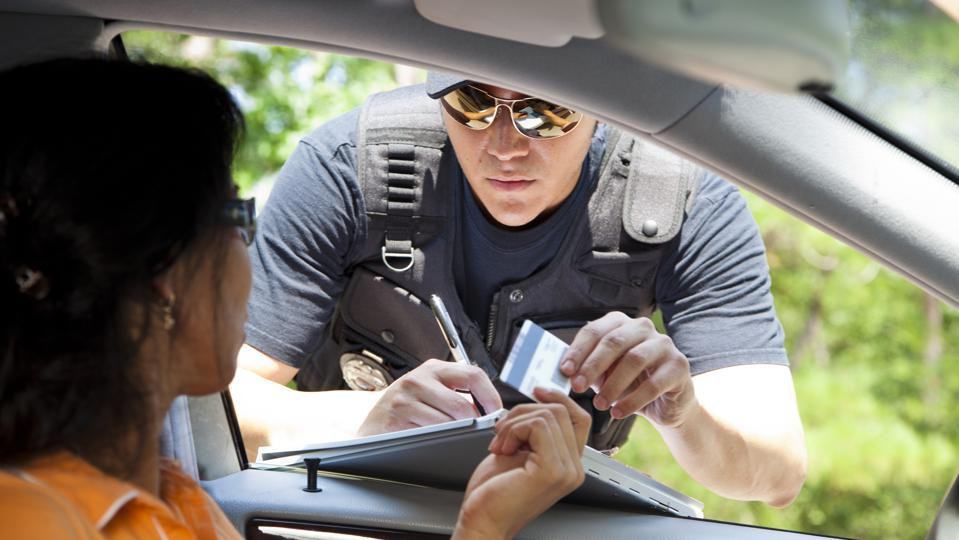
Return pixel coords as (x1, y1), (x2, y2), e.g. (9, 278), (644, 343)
(440, 88), (597, 230)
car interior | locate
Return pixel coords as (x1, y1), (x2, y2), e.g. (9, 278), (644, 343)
(1, 1), (958, 538)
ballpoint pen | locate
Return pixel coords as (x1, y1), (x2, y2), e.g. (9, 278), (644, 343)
(428, 294), (487, 416)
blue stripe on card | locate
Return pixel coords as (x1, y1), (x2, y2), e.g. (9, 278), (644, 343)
(506, 322), (545, 389)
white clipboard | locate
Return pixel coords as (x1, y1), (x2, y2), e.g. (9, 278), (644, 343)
(255, 410), (702, 518)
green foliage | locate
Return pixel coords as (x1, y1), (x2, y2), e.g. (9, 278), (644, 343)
(840, 0), (959, 166)
(617, 191), (959, 539)
(620, 360), (957, 539)
(124, 15), (959, 539)
(123, 31), (406, 191)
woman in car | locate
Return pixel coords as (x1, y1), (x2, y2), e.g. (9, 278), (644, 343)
(0, 57), (589, 539)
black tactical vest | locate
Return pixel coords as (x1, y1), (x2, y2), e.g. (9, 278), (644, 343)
(295, 84), (701, 451)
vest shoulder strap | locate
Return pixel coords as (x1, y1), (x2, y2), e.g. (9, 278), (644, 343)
(356, 84), (449, 271)
(623, 136), (700, 244)
(587, 127), (701, 253)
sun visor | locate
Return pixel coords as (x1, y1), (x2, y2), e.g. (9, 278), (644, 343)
(413, 0), (604, 47)
(598, 0), (850, 93)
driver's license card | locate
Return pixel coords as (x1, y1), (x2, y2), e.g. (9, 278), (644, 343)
(500, 320), (571, 400)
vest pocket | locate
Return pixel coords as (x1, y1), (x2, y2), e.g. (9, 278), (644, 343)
(575, 249), (661, 306)
(576, 249), (661, 287)
(338, 267), (450, 373)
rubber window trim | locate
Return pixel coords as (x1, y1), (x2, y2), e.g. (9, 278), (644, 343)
(109, 33), (128, 60)
(814, 93), (959, 187)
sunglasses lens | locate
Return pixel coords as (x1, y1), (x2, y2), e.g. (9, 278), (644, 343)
(511, 98), (583, 139)
(240, 225), (256, 246)
(440, 86), (499, 129)
(442, 86), (582, 139)
(221, 197), (257, 246)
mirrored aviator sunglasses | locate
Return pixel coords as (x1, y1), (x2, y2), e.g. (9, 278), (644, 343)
(221, 197), (256, 246)
(440, 85), (583, 140)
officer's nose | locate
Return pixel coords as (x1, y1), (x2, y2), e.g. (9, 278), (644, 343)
(485, 104), (530, 161)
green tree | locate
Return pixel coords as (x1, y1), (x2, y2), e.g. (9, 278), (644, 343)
(616, 3), (959, 536)
(124, 31), (411, 191)
(619, 192), (958, 539)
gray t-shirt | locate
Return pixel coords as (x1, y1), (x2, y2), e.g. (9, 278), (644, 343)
(246, 107), (787, 378)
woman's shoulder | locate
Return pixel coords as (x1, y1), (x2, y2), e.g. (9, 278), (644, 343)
(0, 469), (100, 538)
(159, 459), (243, 539)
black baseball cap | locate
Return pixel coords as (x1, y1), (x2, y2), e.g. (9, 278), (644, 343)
(425, 72), (470, 99)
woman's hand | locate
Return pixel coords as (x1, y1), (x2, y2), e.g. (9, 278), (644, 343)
(452, 388), (591, 539)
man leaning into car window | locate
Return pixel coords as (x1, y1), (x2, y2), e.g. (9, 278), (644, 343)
(232, 74), (807, 507)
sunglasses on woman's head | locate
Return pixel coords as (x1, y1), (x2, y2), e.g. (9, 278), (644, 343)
(221, 197), (256, 246)
(440, 85), (583, 140)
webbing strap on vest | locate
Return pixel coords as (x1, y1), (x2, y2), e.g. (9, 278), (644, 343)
(382, 143), (417, 271)
(356, 84), (449, 272)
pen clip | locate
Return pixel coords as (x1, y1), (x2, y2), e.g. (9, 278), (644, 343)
(429, 294), (459, 349)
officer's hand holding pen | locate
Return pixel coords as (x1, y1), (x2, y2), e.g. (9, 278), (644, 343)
(354, 297), (502, 436)
(356, 358), (502, 436)
(429, 294), (489, 416)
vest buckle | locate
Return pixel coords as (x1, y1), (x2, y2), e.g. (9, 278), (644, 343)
(381, 245), (414, 272)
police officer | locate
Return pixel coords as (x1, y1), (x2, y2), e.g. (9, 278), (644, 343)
(232, 74), (807, 506)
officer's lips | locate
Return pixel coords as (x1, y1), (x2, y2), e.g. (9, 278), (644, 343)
(487, 177), (535, 191)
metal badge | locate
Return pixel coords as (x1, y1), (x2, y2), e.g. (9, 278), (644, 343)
(339, 351), (394, 391)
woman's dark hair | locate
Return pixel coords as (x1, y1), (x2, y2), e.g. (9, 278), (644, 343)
(0, 57), (243, 470)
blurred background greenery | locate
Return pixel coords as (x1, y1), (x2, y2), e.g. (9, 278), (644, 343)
(125, 1), (958, 537)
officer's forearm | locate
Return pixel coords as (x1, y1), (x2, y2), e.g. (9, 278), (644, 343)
(229, 367), (382, 462)
(650, 365), (807, 507)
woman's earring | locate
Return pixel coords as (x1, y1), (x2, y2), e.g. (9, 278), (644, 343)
(161, 293), (176, 331)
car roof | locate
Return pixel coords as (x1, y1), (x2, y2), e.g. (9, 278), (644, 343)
(1, 0), (957, 310)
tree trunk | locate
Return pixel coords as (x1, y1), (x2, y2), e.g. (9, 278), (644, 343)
(790, 292), (825, 370)
(923, 292), (943, 415)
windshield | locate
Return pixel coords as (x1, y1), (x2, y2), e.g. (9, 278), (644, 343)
(833, 0), (959, 171)
(122, 19), (959, 540)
